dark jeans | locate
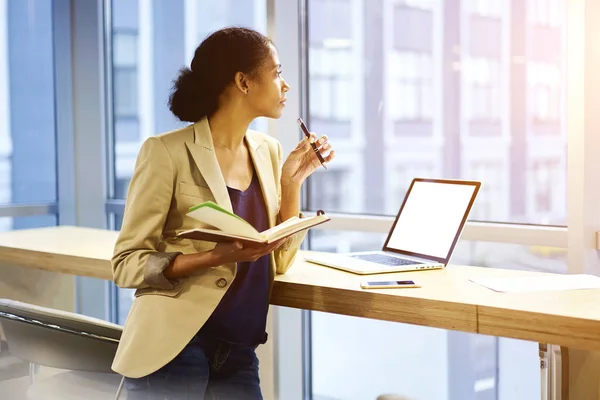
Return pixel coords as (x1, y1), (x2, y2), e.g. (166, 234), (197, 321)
(125, 334), (262, 400)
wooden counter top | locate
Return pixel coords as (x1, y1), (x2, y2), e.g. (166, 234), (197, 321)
(0, 226), (115, 280)
(0, 226), (599, 351)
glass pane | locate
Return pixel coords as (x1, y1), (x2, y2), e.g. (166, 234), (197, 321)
(109, 0), (268, 199)
(113, 32), (137, 66)
(306, 0), (567, 226)
(0, 213), (58, 398)
(453, 239), (567, 274)
(0, 215), (57, 232)
(0, 1), (57, 205)
(309, 230), (564, 400)
(114, 68), (138, 118)
(109, 212), (135, 324)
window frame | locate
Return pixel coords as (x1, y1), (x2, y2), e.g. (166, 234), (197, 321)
(17, 0), (597, 398)
(0, 0), (62, 225)
(57, 0), (600, 397)
(54, 0), (112, 320)
(96, 0), (600, 394)
(273, 0), (578, 250)
(272, 0), (600, 399)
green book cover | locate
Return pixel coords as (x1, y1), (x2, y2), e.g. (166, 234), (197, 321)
(188, 201), (246, 224)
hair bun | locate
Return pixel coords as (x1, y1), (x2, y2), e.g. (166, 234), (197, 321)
(168, 67), (218, 123)
(168, 27), (272, 123)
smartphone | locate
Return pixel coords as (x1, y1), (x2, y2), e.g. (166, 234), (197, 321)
(360, 280), (420, 289)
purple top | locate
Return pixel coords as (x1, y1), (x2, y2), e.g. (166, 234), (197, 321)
(199, 171), (271, 345)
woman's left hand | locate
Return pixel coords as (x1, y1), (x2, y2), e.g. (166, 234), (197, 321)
(281, 133), (335, 186)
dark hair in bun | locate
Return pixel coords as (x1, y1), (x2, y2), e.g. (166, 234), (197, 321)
(168, 27), (272, 123)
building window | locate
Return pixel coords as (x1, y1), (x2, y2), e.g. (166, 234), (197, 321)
(528, 62), (561, 125)
(387, 51), (433, 122)
(112, 31), (138, 118)
(309, 46), (352, 122)
(309, 169), (348, 211)
(471, 0), (503, 18)
(531, 159), (562, 216)
(465, 57), (501, 122)
(529, 0), (561, 27)
(401, 0), (434, 11)
(388, 163), (435, 214)
(469, 160), (504, 221)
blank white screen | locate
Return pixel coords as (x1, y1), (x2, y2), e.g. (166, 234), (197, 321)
(386, 181), (477, 259)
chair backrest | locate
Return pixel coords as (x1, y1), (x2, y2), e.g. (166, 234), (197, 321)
(0, 299), (123, 373)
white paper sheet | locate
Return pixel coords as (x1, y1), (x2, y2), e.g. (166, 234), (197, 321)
(469, 274), (600, 293)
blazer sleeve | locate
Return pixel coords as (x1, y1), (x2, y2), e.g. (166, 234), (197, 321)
(111, 136), (181, 290)
(273, 141), (307, 275)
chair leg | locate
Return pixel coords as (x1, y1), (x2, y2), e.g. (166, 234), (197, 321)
(114, 375), (125, 400)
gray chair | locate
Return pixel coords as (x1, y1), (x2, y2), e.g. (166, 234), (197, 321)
(0, 298), (125, 399)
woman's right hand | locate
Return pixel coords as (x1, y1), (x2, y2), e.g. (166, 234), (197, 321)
(210, 240), (285, 264)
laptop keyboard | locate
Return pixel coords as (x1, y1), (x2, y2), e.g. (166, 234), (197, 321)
(350, 253), (422, 267)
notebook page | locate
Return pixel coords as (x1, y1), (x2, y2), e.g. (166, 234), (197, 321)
(470, 274), (600, 293)
(187, 202), (260, 239)
(263, 215), (329, 242)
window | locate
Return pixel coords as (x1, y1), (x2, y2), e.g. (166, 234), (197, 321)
(529, 0), (562, 27)
(309, 170), (349, 211)
(387, 51), (433, 123)
(403, 0), (434, 11)
(469, 160), (506, 221)
(107, 0), (268, 324)
(0, 3), (59, 387)
(0, 0), (57, 231)
(309, 232), (564, 400)
(309, 230), (386, 254)
(471, 0), (503, 19)
(309, 47), (352, 122)
(308, 0), (354, 141)
(529, 159), (565, 224)
(465, 57), (502, 123)
(306, 1), (569, 400)
(113, 32), (138, 119)
(108, 0), (268, 205)
(386, 161), (436, 214)
(306, 0), (567, 226)
(528, 62), (561, 126)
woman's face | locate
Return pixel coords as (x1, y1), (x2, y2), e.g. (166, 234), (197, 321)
(246, 44), (290, 119)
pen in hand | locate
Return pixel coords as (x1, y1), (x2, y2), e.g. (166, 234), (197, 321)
(297, 117), (328, 170)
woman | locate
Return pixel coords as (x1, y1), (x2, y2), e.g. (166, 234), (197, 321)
(111, 27), (334, 399)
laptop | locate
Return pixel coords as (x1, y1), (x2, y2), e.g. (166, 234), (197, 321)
(304, 178), (481, 275)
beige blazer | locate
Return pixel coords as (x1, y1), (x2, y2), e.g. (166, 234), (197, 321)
(111, 117), (305, 378)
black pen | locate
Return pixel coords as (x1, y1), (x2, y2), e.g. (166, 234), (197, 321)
(297, 117), (327, 170)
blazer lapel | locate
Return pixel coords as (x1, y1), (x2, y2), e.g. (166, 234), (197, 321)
(185, 118), (278, 225)
(185, 118), (233, 212)
(246, 131), (278, 228)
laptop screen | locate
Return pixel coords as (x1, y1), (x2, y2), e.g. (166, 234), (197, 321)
(383, 179), (480, 263)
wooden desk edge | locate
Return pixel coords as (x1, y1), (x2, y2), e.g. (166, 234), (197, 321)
(0, 245), (113, 281)
(478, 305), (600, 351)
(272, 280), (478, 333)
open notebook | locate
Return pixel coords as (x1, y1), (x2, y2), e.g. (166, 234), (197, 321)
(177, 201), (329, 245)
